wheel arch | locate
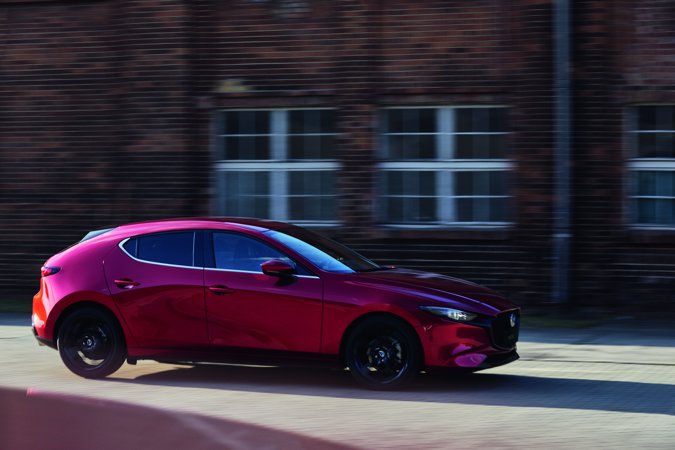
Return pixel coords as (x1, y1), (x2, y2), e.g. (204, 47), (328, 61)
(53, 301), (127, 350)
(338, 311), (424, 366)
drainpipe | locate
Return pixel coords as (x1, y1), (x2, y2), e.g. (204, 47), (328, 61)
(553, 0), (571, 304)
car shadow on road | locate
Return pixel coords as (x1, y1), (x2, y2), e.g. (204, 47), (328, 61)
(108, 363), (675, 416)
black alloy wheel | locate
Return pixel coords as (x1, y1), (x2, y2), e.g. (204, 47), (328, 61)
(345, 316), (422, 390)
(57, 306), (126, 379)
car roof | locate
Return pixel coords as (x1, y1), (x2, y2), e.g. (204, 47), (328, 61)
(104, 217), (295, 238)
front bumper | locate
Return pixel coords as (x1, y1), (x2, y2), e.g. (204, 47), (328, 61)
(420, 309), (520, 370)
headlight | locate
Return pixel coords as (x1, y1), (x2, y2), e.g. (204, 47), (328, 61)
(419, 306), (478, 322)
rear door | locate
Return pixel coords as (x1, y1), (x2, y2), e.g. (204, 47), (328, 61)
(104, 231), (208, 348)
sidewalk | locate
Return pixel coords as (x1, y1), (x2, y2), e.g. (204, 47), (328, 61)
(519, 319), (675, 367)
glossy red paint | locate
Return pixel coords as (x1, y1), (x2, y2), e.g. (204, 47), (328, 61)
(103, 246), (208, 349)
(32, 218), (520, 386)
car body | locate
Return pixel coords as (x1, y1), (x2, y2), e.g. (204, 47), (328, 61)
(33, 218), (520, 389)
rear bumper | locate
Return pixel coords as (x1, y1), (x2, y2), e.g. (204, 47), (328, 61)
(32, 326), (56, 349)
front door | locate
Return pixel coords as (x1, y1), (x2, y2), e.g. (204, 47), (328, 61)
(203, 231), (322, 353)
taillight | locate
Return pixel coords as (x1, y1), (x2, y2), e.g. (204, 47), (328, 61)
(41, 266), (60, 277)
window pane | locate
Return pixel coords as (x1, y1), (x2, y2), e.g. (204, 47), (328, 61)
(320, 110), (336, 133)
(490, 171), (507, 195)
(490, 108), (507, 133)
(213, 232), (290, 272)
(385, 171), (403, 195)
(455, 172), (472, 196)
(419, 108), (435, 133)
(456, 107), (506, 133)
(489, 198), (507, 222)
(385, 134), (435, 159)
(453, 172), (508, 223)
(656, 133), (675, 158)
(456, 108), (473, 133)
(224, 135), (270, 160)
(224, 111), (269, 134)
(454, 171), (506, 196)
(632, 171), (675, 225)
(288, 110), (335, 159)
(637, 106), (658, 131)
(456, 134), (506, 159)
(637, 133), (657, 158)
(288, 171), (336, 221)
(387, 109), (404, 133)
(380, 171), (437, 223)
(385, 108), (436, 134)
(456, 198), (473, 222)
(223, 172), (269, 218)
(635, 199), (675, 225)
(137, 232), (194, 266)
(401, 109), (418, 133)
(635, 171), (675, 197)
(418, 134), (435, 159)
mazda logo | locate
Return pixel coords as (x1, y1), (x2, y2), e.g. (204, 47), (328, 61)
(509, 313), (517, 328)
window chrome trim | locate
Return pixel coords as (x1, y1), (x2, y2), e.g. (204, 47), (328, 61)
(118, 237), (203, 271)
(203, 266), (320, 279)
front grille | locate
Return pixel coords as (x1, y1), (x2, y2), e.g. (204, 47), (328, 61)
(490, 310), (520, 350)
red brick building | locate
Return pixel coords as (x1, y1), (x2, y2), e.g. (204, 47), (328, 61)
(0, 0), (674, 314)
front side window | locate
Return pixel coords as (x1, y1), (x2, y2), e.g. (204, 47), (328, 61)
(124, 232), (195, 267)
(214, 109), (338, 224)
(629, 105), (675, 227)
(212, 232), (293, 273)
(378, 107), (511, 227)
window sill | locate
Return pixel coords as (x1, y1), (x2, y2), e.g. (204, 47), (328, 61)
(629, 227), (675, 244)
(371, 225), (512, 241)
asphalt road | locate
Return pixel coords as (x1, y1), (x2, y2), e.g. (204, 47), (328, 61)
(1, 314), (674, 449)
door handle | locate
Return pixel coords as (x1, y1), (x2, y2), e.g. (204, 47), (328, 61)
(208, 285), (234, 295)
(114, 278), (140, 289)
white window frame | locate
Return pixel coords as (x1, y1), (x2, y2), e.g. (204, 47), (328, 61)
(378, 105), (513, 229)
(212, 108), (339, 227)
(628, 104), (675, 229)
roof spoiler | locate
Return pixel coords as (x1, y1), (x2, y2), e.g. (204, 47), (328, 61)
(80, 228), (115, 242)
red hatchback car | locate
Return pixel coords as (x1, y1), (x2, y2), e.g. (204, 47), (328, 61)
(33, 218), (519, 389)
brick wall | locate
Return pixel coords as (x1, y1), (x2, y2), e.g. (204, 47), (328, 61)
(0, 0), (194, 293)
(192, 0), (555, 305)
(0, 0), (673, 313)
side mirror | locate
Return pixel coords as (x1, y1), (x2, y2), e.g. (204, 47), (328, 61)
(261, 259), (296, 277)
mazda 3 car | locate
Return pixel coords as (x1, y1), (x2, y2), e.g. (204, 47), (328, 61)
(32, 218), (519, 389)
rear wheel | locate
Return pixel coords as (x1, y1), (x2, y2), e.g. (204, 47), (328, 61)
(57, 306), (126, 378)
(345, 316), (422, 390)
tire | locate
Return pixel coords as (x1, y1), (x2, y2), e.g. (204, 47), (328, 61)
(57, 306), (126, 379)
(345, 316), (422, 390)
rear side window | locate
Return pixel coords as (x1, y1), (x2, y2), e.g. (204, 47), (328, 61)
(123, 232), (195, 267)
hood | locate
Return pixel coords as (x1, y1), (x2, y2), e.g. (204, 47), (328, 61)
(348, 268), (517, 316)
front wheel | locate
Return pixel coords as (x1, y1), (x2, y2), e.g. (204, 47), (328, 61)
(57, 306), (126, 379)
(345, 316), (422, 390)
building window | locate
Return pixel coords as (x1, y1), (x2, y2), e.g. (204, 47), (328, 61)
(378, 106), (512, 227)
(214, 109), (338, 225)
(629, 105), (675, 227)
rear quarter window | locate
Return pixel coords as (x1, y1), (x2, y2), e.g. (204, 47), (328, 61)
(123, 232), (195, 267)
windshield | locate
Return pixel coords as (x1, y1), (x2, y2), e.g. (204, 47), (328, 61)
(265, 228), (383, 273)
